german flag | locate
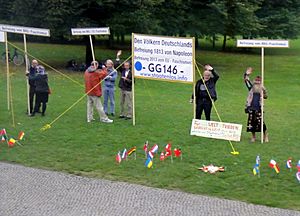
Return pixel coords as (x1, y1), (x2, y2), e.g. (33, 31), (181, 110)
(127, 146), (136, 156)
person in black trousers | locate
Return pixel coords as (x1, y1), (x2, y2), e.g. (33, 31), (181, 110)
(195, 64), (219, 120)
(31, 65), (50, 116)
(26, 59), (38, 114)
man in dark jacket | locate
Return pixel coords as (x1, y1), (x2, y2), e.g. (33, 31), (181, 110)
(31, 65), (50, 116)
(118, 61), (132, 119)
(26, 59), (38, 114)
(195, 64), (219, 120)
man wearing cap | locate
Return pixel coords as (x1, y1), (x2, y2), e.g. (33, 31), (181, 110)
(84, 61), (113, 123)
(244, 67), (268, 142)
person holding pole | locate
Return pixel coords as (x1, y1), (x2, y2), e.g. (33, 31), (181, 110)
(85, 61), (113, 123)
(31, 65), (50, 117)
(103, 51), (121, 116)
(26, 59), (38, 114)
(118, 61), (132, 120)
(195, 64), (219, 120)
(244, 67), (269, 142)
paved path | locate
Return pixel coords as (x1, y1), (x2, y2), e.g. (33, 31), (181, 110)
(0, 162), (299, 216)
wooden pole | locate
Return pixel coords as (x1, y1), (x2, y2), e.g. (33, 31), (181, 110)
(23, 34), (31, 115)
(132, 33), (136, 126)
(89, 35), (95, 62)
(261, 47), (264, 143)
(5, 32), (10, 110)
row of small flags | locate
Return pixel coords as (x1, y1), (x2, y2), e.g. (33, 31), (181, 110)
(0, 128), (25, 147)
(116, 146), (137, 163)
(116, 141), (182, 168)
(253, 156), (300, 182)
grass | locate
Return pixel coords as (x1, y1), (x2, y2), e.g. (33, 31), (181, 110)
(0, 38), (300, 211)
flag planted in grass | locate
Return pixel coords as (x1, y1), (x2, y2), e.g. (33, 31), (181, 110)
(116, 151), (121, 163)
(150, 144), (158, 154)
(253, 155), (260, 177)
(269, 159), (280, 174)
(0, 129), (8, 141)
(127, 146), (136, 156)
(8, 138), (16, 147)
(18, 131), (25, 140)
(121, 148), (127, 160)
(174, 148), (182, 158)
(286, 158), (292, 170)
(145, 157), (153, 168)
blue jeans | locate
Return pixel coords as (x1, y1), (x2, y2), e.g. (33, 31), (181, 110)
(103, 87), (115, 114)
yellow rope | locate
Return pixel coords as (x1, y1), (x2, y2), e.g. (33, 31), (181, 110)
(194, 61), (238, 154)
(41, 55), (132, 131)
(7, 41), (84, 87)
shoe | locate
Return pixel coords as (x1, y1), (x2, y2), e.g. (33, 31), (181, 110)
(119, 115), (125, 119)
(125, 116), (132, 120)
(41, 113), (45, 116)
(111, 113), (115, 117)
(250, 137), (256, 142)
(105, 112), (109, 116)
(101, 118), (113, 123)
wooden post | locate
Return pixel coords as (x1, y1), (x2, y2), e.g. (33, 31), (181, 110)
(5, 32), (10, 110)
(23, 34), (31, 115)
(132, 33), (136, 126)
(89, 35), (95, 62)
(261, 47), (264, 143)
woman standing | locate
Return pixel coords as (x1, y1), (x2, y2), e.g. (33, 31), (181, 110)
(244, 67), (269, 142)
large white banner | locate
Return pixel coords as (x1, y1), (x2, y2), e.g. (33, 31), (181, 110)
(0, 31), (4, 42)
(237, 39), (289, 48)
(0, 24), (50, 37)
(71, 27), (110, 35)
(133, 34), (194, 83)
(190, 119), (242, 142)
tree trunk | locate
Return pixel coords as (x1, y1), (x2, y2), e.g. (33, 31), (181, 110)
(195, 34), (199, 48)
(222, 34), (227, 51)
(121, 33), (125, 45)
(212, 34), (216, 49)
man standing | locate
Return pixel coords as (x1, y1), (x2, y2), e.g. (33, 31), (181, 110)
(26, 59), (38, 114)
(195, 64), (219, 120)
(84, 61), (113, 123)
(118, 61), (132, 119)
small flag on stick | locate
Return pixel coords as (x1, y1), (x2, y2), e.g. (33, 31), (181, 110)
(143, 141), (148, 158)
(253, 155), (260, 177)
(127, 146), (137, 160)
(116, 151), (121, 163)
(269, 159), (280, 174)
(286, 157), (292, 171)
(145, 157), (153, 168)
(8, 138), (16, 147)
(18, 131), (25, 140)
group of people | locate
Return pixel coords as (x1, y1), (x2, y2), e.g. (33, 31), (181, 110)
(84, 50), (133, 124)
(26, 53), (268, 142)
(27, 59), (50, 117)
(194, 64), (268, 142)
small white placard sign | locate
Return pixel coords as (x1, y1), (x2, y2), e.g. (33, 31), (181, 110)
(0, 24), (50, 37)
(237, 39), (289, 48)
(71, 27), (110, 35)
(0, 31), (4, 42)
(190, 119), (242, 142)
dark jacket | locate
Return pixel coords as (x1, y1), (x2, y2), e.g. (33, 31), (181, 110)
(35, 74), (49, 93)
(195, 69), (219, 102)
(28, 66), (37, 86)
(118, 69), (132, 91)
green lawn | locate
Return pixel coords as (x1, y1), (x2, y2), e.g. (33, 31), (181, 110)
(0, 39), (300, 210)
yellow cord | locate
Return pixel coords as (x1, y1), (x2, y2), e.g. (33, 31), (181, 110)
(194, 61), (238, 154)
(7, 41), (84, 87)
(41, 55), (132, 131)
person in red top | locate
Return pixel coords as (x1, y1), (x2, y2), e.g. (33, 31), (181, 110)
(84, 61), (113, 123)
